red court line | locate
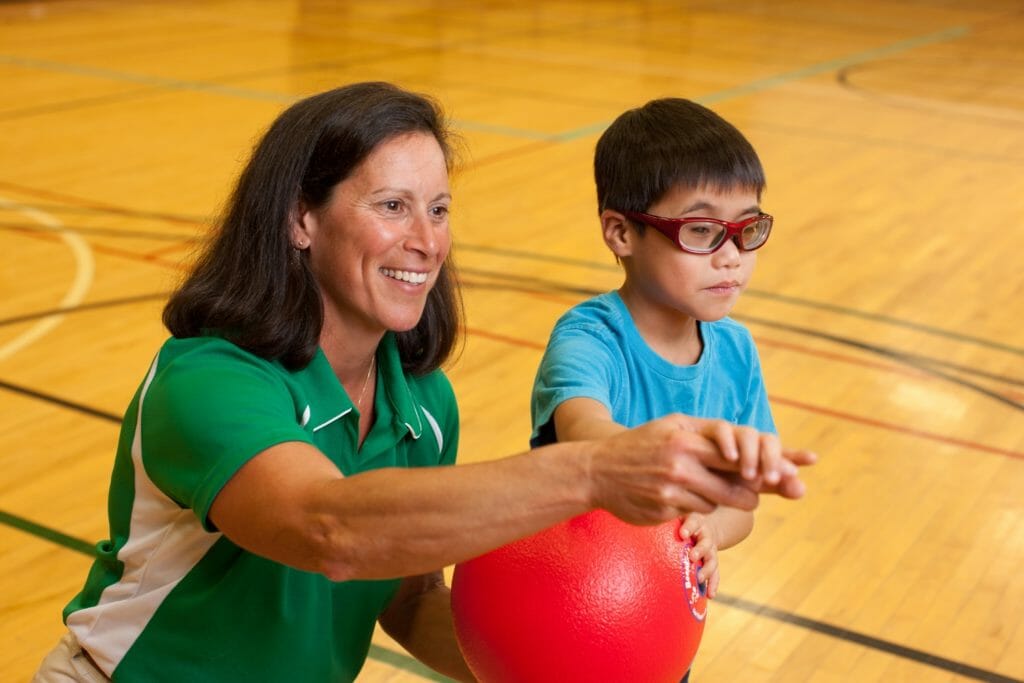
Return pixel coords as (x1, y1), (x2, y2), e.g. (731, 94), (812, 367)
(464, 326), (1024, 461)
(7, 195), (1020, 445)
(90, 242), (185, 269)
(503, 287), (1023, 402)
(769, 395), (1024, 460)
(465, 327), (546, 351)
(10, 225), (185, 271)
(755, 337), (925, 378)
(506, 285), (935, 376)
(459, 277), (582, 308)
(1, 180), (198, 266)
(759, 339), (1023, 401)
(144, 240), (199, 259)
(461, 139), (559, 171)
(0, 179), (202, 226)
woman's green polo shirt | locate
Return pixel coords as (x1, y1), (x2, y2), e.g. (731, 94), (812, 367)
(63, 333), (459, 682)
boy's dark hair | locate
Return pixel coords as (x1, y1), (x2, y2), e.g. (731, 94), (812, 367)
(594, 98), (765, 216)
(163, 82), (463, 375)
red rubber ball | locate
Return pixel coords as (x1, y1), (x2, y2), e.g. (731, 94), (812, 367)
(451, 510), (707, 683)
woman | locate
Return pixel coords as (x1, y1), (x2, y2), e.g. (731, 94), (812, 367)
(35, 82), (810, 682)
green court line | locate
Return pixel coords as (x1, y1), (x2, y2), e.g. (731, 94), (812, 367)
(7, 507), (1019, 683)
(0, 54), (560, 142)
(0, 508), (452, 681)
(696, 25), (970, 105)
(367, 644), (456, 682)
(0, 55), (296, 103)
(0, 509), (97, 557)
(0, 21), (989, 682)
(555, 24), (971, 141)
(1, 24), (969, 145)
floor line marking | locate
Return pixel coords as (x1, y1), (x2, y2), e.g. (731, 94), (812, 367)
(0, 197), (94, 363)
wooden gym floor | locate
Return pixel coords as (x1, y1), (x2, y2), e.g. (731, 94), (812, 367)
(1, 1), (1022, 681)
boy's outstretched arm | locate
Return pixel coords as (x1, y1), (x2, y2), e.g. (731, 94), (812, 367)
(552, 396), (632, 440)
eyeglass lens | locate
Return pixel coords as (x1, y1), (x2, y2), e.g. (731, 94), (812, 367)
(678, 218), (771, 251)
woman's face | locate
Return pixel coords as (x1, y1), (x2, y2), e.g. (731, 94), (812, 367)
(293, 131), (451, 342)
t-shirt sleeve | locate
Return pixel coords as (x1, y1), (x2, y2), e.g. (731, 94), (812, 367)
(139, 343), (312, 529)
(738, 340), (777, 434)
(530, 325), (618, 447)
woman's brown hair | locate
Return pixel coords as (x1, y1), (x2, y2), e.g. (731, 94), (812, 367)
(163, 82), (463, 374)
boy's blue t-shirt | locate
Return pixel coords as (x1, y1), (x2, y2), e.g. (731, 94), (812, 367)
(530, 291), (775, 447)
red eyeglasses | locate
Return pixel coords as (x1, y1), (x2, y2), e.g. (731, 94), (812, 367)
(622, 211), (773, 254)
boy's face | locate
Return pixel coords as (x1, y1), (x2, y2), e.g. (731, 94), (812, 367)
(615, 183), (761, 325)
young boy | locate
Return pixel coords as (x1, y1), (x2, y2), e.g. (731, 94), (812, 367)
(531, 98), (794, 680)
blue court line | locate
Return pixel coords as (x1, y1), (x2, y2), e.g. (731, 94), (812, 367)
(1, 23), (969, 143)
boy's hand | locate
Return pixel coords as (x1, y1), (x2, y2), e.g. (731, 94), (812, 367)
(583, 414), (816, 526)
(680, 513), (720, 598)
(689, 418), (817, 496)
(588, 416), (764, 522)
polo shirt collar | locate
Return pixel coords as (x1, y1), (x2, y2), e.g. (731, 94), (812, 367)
(300, 333), (423, 441)
(377, 333), (423, 440)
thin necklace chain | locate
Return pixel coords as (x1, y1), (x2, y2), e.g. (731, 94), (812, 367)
(356, 355), (375, 411)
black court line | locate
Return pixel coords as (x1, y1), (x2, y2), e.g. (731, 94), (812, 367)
(715, 594), (1023, 683)
(0, 300), (1017, 680)
(0, 379), (121, 423)
(735, 313), (1023, 412)
(0, 220), (203, 241)
(0, 86), (181, 123)
(456, 244), (1024, 357)
(458, 267), (1023, 404)
(2, 509), (1016, 683)
(0, 203), (206, 222)
(1, 198), (1018, 357)
(741, 289), (1024, 357)
(0, 278), (1018, 422)
(0, 293), (168, 328)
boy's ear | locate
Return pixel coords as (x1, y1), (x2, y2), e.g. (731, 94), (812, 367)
(601, 209), (634, 258)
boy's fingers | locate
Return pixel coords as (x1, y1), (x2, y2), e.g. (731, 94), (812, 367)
(760, 433), (784, 484)
(759, 474), (807, 499)
(711, 420), (739, 462)
(670, 416), (738, 465)
(778, 476), (807, 499)
(709, 572), (720, 598)
(783, 448), (818, 466)
(679, 518), (699, 540)
(669, 446), (759, 510)
(732, 426), (759, 479)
